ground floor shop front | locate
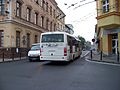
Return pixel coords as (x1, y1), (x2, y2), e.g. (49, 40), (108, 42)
(98, 28), (120, 55)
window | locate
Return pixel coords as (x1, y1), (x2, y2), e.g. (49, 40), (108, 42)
(34, 12), (38, 24)
(16, 31), (20, 47)
(41, 34), (64, 42)
(31, 45), (40, 50)
(67, 35), (72, 53)
(50, 21), (52, 31)
(102, 0), (109, 13)
(41, 0), (45, 10)
(41, 16), (44, 27)
(0, 0), (5, 15)
(58, 23), (59, 29)
(16, 1), (22, 17)
(34, 35), (38, 43)
(50, 6), (52, 15)
(35, 0), (39, 4)
(26, 7), (31, 21)
(0, 30), (4, 47)
(46, 2), (48, 12)
(53, 9), (55, 18)
(46, 18), (49, 30)
(54, 24), (56, 31)
(26, 33), (30, 47)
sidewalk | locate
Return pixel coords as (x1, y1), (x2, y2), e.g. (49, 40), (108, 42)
(0, 57), (27, 63)
(85, 51), (120, 64)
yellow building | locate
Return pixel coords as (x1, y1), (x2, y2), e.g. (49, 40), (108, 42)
(96, 0), (120, 55)
(0, 0), (65, 49)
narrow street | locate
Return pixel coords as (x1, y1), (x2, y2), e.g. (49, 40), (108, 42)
(0, 56), (120, 90)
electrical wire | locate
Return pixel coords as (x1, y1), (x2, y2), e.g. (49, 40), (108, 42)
(74, 0), (95, 10)
(72, 12), (96, 23)
(67, 0), (87, 9)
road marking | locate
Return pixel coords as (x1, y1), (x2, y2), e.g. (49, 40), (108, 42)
(81, 51), (90, 58)
(85, 58), (120, 67)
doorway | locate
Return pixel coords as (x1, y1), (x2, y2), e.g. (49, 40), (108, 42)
(112, 33), (118, 54)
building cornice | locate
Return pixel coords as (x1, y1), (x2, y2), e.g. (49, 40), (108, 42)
(96, 11), (120, 20)
(0, 19), (46, 33)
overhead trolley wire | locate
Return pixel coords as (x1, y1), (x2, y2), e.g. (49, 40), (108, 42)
(74, 0), (95, 10)
(66, 0), (87, 9)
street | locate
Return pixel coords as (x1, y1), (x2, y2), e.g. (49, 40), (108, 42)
(0, 57), (120, 90)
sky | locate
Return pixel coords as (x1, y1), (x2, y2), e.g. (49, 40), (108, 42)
(55, 0), (97, 42)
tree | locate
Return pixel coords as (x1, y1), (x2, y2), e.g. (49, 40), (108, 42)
(77, 35), (86, 49)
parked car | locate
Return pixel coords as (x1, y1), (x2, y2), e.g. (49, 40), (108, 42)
(28, 43), (40, 62)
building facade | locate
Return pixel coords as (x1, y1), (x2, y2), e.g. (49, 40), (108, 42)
(0, 0), (65, 49)
(96, 0), (120, 55)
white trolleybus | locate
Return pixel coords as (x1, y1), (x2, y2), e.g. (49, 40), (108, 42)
(40, 32), (81, 62)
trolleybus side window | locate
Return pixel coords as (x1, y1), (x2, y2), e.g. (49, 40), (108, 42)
(41, 34), (64, 42)
(67, 35), (73, 53)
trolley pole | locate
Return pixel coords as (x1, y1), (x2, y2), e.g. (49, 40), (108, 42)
(91, 50), (92, 60)
(117, 50), (119, 63)
(3, 52), (4, 62)
(100, 51), (102, 61)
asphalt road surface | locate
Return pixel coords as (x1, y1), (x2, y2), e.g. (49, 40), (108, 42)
(0, 57), (120, 90)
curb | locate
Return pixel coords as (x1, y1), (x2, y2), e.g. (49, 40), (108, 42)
(85, 57), (120, 66)
(0, 57), (28, 63)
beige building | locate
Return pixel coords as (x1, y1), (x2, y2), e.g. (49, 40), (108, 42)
(0, 0), (65, 49)
(96, 0), (120, 55)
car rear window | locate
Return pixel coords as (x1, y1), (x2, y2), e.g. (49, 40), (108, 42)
(31, 45), (40, 50)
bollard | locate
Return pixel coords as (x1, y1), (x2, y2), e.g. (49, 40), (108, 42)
(91, 50), (92, 60)
(100, 51), (102, 61)
(117, 51), (119, 63)
(12, 52), (14, 60)
(20, 52), (21, 60)
(3, 52), (4, 62)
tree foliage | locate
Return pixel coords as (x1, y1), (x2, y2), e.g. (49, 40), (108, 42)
(77, 35), (86, 49)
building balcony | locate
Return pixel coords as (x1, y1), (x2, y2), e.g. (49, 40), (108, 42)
(96, 11), (120, 29)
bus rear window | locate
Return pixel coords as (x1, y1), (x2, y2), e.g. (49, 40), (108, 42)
(41, 34), (64, 42)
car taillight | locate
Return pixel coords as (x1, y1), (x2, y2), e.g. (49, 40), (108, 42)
(64, 48), (67, 56)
